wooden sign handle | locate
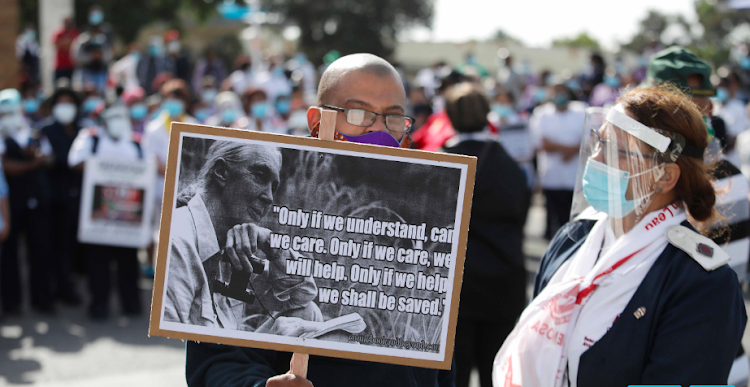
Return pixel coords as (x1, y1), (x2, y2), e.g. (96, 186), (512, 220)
(290, 352), (309, 378)
(319, 109), (337, 141)
(289, 108), (334, 379)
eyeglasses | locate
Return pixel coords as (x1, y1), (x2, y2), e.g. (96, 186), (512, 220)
(321, 105), (414, 133)
(589, 129), (652, 160)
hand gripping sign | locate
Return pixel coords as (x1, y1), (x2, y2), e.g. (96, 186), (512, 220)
(149, 113), (476, 371)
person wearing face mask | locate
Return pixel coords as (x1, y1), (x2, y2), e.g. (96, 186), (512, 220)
(193, 76), (219, 123)
(137, 36), (167, 96)
(20, 84), (42, 128)
(71, 6), (114, 93)
(110, 44), (142, 90)
(529, 81), (587, 239)
(121, 87), (147, 134)
(488, 89), (522, 128)
(192, 46), (227, 95)
(255, 60), (292, 103)
(185, 54), (453, 387)
(164, 30), (191, 83)
(494, 85), (747, 387)
(143, 79), (197, 268)
(646, 48), (750, 297)
(589, 67), (622, 107)
(241, 88), (285, 134)
(205, 91), (247, 129)
(68, 104), (145, 320)
(39, 85), (84, 306)
(0, 88), (56, 315)
(440, 82), (530, 387)
(226, 55), (254, 95)
(713, 72), (750, 165)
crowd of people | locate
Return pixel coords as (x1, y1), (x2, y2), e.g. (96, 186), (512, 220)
(5, 5), (750, 387)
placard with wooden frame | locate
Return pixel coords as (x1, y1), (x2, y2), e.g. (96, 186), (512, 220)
(149, 121), (476, 370)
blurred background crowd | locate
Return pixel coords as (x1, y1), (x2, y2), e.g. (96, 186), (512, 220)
(5, 0), (750, 385)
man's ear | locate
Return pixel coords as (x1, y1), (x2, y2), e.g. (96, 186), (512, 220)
(656, 163), (681, 194)
(306, 107), (321, 134)
(212, 158), (229, 189)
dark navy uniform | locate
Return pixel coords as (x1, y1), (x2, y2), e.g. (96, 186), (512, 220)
(535, 220), (747, 386)
(1, 132), (55, 313)
(41, 120), (83, 303)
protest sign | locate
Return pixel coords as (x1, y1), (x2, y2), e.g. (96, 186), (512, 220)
(78, 156), (156, 248)
(149, 122), (476, 370)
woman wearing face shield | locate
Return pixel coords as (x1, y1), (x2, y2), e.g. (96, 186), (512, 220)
(493, 85), (747, 386)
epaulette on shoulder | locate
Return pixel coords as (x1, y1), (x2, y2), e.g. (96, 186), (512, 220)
(666, 225), (730, 271)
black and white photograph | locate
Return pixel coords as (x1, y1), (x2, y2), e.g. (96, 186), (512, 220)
(151, 127), (475, 368)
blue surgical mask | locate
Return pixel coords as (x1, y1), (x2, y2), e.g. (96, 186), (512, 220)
(272, 67), (285, 78)
(220, 109), (237, 124)
(251, 102), (268, 118)
(149, 45), (161, 57)
(582, 158), (657, 218)
(163, 99), (184, 118)
(275, 100), (290, 115)
(194, 108), (210, 123)
(553, 94), (569, 107)
(201, 89), (218, 104)
(534, 88), (547, 102)
(130, 103), (147, 120)
(83, 97), (102, 114)
(604, 75), (620, 88)
(23, 99), (39, 114)
(741, 56), (750, 70)
(492, 103), (514, 118)
(715, 87), (729, 103)
(89, 11), (104, 25)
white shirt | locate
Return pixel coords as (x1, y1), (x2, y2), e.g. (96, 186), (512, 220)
(68, 128), (141, 167)
(142, 114), (198, 202)
(530, 102), (587, 190)
(717, 98), (750, 165)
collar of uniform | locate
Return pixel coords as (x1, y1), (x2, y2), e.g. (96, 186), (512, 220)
(187, 194), (221, 262)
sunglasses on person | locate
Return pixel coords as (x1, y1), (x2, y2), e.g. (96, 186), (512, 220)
(321, 105), (414, 133)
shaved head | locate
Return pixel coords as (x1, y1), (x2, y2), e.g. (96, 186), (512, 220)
(308, 53), (408, 141)
(317, 53), (404, 106)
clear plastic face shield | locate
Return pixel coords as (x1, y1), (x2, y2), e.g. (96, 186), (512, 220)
(569, 104), (689, 240)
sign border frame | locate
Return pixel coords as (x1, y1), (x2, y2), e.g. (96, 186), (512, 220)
(148, 122), (477, 370)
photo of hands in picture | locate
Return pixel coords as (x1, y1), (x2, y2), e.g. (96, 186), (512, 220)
(163, 140), (333, 337)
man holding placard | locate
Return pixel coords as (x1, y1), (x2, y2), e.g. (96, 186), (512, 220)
(184, 54), (456, 387)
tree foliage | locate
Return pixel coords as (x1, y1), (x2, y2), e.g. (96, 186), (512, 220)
(262, 0), (433, 63)
(19, 0), (217, 43)
(552, 32), (601, 51)
(621, 2), (750, 67)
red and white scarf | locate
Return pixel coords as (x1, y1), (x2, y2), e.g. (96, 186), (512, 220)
(493, 204), (685, 387)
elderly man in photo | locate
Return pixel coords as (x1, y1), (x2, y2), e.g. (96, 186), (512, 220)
(164, 141), (321, 335)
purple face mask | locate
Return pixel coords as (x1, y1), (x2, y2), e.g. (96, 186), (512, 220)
(341, 131), (402, 147)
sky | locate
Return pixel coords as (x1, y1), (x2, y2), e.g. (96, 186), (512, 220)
(402, 0), (697, 51)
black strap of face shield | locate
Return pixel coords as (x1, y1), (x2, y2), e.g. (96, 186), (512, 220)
(679, 143), (705, 160)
